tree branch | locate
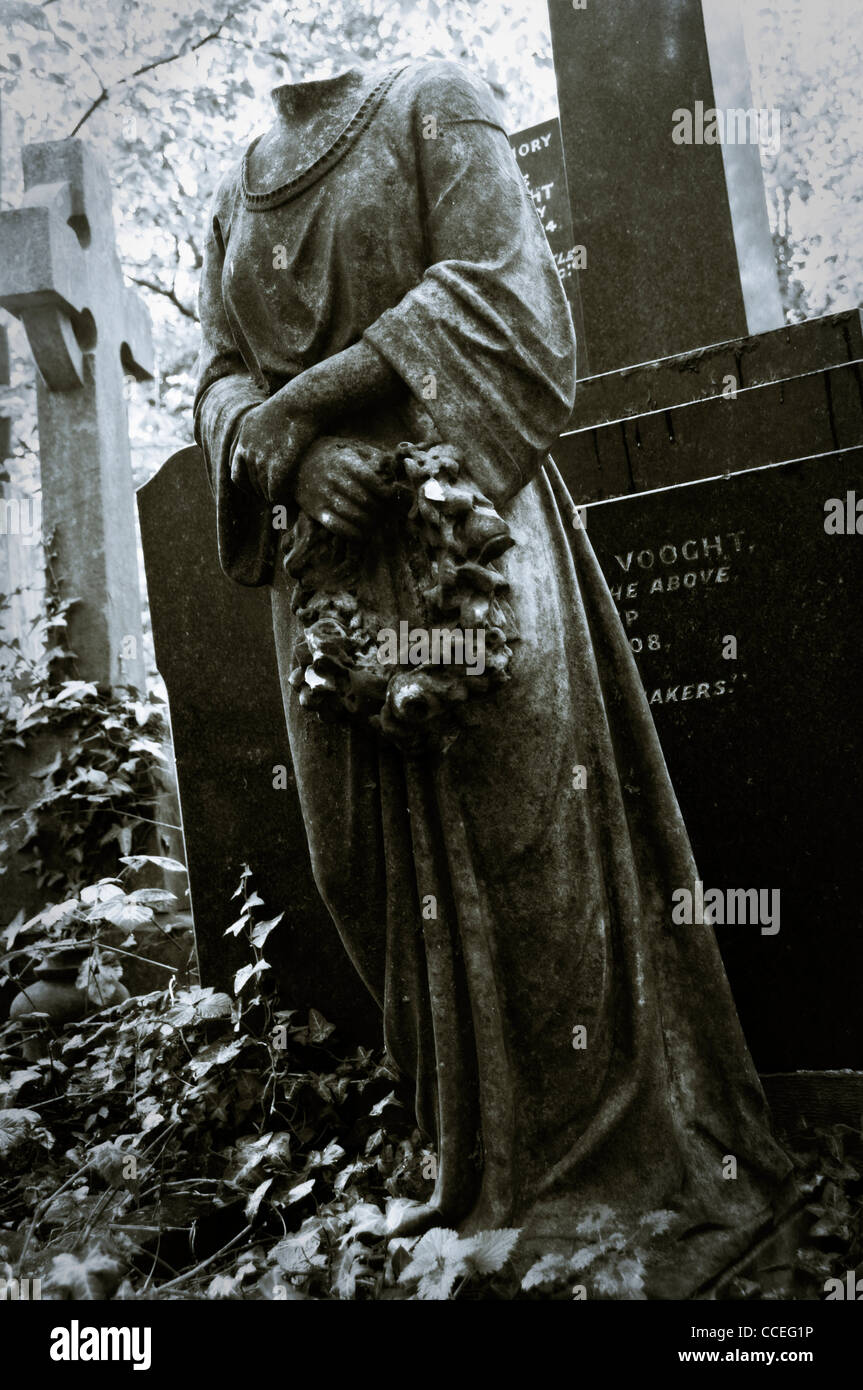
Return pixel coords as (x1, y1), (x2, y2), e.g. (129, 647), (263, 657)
(218, 36), (291, 66)
(68, 4), (246, 137)
(128, 277), (198, 322)
(186, 231), (204, 271)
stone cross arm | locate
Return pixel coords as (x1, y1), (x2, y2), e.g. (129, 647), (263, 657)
(0, 139), (153, 392)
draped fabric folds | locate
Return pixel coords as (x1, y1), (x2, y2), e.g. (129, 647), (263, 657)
(194, 58), (792, 1293)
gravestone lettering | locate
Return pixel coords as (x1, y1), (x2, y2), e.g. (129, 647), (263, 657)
(510, 117), (587, 373)
(547, 0), (863, 1075)
(587, 440), (863, 1072)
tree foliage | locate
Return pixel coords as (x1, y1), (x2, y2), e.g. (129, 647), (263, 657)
(0, 0), (557, 484)
(746, 0), (863, 319)
(0, 0), (858, 497)
(0, 864), (529, 1301)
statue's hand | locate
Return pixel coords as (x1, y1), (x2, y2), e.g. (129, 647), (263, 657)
(230, 397), (318, 503)
(293, 437), (392, 540)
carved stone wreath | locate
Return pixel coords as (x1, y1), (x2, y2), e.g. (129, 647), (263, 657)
(283, 439), (518, 751)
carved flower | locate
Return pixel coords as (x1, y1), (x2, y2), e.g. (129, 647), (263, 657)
(284, 438), (517, 749)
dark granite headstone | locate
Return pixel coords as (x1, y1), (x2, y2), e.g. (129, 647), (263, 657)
(589, 450), (863, 1072)
(547, 0), (782, 374)
(510, 118), (588, 374)
(552, 312), (863, 1071)
(137, 448), (380, 1040)
(545, 0), (863, 1076)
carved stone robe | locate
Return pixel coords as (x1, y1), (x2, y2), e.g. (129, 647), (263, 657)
(195, 58), (792, 1293)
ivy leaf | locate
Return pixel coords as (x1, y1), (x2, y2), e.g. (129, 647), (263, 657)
(127, 888), (177, 909)
(370, 1089), (400, 1116)
(128, 737), (167, 761)
(31, 749), (63, 778)
(206, 1273), (240, 1299)
(1, 908), (28, 947)
(308, 1008), (335, 1043)
(94, 898), (154, 928)
(0, 1067), (41, 1102)
(45, 1252), (122, 1301)
(50, 680), (98, 704)
(120, 854), (186, 873)
(0, 1107), (53, 1157)
(339, 1201), (386, 1244)
(245, 1177), (273, 1220)
(385, 1197), (424, 1234)
(187, 1036), (245, 1079)
(231, 866), (253, 899)
(334, 1241), (370, 1300)
(230, 1133), (275, 1185)
(86, 1139), (134, 1187)
(37, 899), (80, 927)
(272, 1227), (324, 1273)
(286, 1178), (315, 1204)
(81, 881), (124, 905)
(364, 1128), (384, 1156)
(161, 986), (231, 1027)
(233, 959), (268, 994)
(334, 1158), (374, 1194)
(195, 990), (233, 1020)
(251, 913), (283, 948)
(307, 1140), (345, 1169)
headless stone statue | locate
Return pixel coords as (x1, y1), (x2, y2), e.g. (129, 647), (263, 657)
(194, 56), (793, 1295)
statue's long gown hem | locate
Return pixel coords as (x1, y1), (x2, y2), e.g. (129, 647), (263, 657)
(194, 58), (793, 1296)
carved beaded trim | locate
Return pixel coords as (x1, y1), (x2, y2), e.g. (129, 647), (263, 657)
(241, 63), (410, 210)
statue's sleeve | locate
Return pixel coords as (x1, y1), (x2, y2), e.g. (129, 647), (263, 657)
(363, 64), (577, 509)
(193, 191), (274, 586)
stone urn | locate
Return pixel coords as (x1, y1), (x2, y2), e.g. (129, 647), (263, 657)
(9, 943), (129, 1059)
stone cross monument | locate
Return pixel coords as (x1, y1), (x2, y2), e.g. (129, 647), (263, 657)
(0, 138), (153, 689)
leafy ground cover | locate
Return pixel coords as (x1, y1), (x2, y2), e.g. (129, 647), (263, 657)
(1, 600), (861, 1301)
(2, 864), (861, 1301)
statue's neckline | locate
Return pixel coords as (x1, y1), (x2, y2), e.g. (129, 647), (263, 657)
(241, 62), (408, 210)
(269, 66), (370, 121)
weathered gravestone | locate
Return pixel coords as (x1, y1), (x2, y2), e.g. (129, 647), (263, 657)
(0, 329), (44, 684)
(555, 315), (863, 1083)
(0, 106), (43, 685)
(509, 117), (588, 374)
(549, 0), (782, 375)
(547, 0), (863, 1092)
(0, 105), (11, 471)
(0, 138), (188, 1001)
(0, 138), (152, 690)
(137, 449), (380, 1038)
